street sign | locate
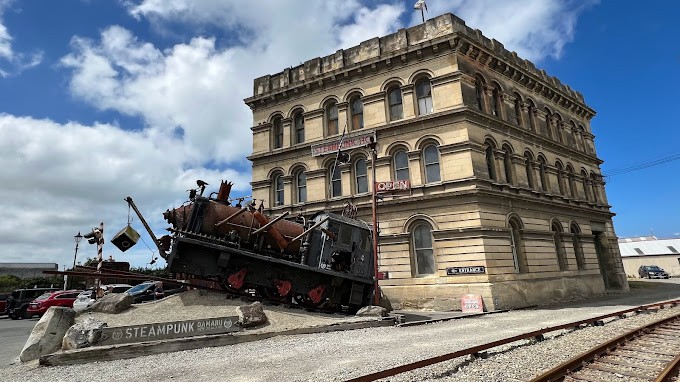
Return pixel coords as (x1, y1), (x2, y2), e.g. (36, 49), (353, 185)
(375, 180), (410, 193)
(99, 316), (240, 345)
(446, 266), (486, 275)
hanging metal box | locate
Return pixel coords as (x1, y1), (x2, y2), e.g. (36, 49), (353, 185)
(111, 225), (141, 252)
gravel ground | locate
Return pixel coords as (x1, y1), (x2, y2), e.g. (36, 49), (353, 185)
(2, 281), (680, 382)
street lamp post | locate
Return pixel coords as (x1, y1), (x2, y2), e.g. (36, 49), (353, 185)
(370, 140), (381, 306)
(71, 232), (83, 289)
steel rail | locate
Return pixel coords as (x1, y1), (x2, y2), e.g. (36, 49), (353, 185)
(656, 352), (680, 382)
(346, 299), (680, 382)
(529, 312), (680, 382)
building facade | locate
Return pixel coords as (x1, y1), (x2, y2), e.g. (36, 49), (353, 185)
(619, 237), (680, 277)
(245, 13), (628, 311)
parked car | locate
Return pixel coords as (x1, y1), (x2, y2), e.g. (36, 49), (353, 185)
(638, 265), (670, 279)
(125, 281), (162, 303)
(0, 293), (9, 316)
(5, 288), (59, 319)
(26, 290), (82, 318)
(72, 284), (133, 312)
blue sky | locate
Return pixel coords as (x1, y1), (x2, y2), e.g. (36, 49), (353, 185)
(0, 0), (677, 269)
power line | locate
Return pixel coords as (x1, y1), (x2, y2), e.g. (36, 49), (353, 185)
(604, 152), (680, 177)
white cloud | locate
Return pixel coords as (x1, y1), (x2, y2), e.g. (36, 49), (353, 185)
(410, 0), (598, 62)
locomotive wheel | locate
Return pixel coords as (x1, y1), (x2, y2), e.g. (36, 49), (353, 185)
(258, 286), (292, 304)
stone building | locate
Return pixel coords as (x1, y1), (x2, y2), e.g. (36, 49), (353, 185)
(244, 13), (628, 310)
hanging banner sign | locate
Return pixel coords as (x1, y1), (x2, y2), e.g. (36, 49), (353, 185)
(375, 180), (411, 193)
(311, 132), (375, 157)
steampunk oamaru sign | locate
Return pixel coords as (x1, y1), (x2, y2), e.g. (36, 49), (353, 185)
(99, 316), (240, 345)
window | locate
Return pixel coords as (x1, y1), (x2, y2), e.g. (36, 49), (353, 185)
(394, 150), (410, 181)
(567, 166), (576, 197)
(486, 145), (497, 181)
(527, 100), (536, 131)
(554, 115), (563, 143)
(475, 76), (485, 111)
(491, 85), (501, 117)
(514, 96), (523, 126)
(293, 112), (305, 144)
(350, 96), (364, 130)
(538, 157), (548, 192)
(423, 144), (440, 183)
(503, 147), (513, 185)
(552, 222), (568, 271)
(668, 246), (679, 254)
(325, 101), (338, 136)
(355, 158), (368, 194)
(416, 79), (433, 116)
(272, 117), (283, 149)
(555, 162), (565, 195)
(388, 87), (403, 121)
(509, 217), (528, 273)
(274, 175), (284, 206)
(634, 248), (644, 255)
(295, 171), (307, 203)
(581, 170), (591, 201)
(571, 223), (585, 270)
(412, 223), (435, 275)
(524, 154), (534, 188)
(330, 165), (342, 197)
(543, 109), (553, 139)
(590, 173), (599, 202)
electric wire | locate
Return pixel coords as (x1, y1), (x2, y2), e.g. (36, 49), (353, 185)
(603, 152), (680, 177)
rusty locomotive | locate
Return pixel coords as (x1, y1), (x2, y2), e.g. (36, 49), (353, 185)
(160, 181), (375, 312)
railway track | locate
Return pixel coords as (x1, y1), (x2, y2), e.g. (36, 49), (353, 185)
(346, 299), (680, 382)
(531, 312), (680, 382)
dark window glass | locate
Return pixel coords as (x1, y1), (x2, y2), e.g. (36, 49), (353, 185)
(394, 151), (409, 181)
(388, 88), (403, 120)
(326, 102), (338, 136)
(351, 97), (364, 130)
(475, 78), (484, 111)
(274, 175), (284, 206)
(330, 166), (341, 197)
(296, 171), (306, 203)
(571, 224), (585, 270)
(552, 223), (568, 271)
(509, 219), (527, 273)
(294, 112), (304, 144)
(486, 146), (496, 181)
(491, 87), (501, 117)
(413, 224), (435, 275)
(525, 156), (534, 188)
(514, 98), (522, 126)
(416, 80), (433, 116)
(355, 159), (368, 194)
(423, 145), (440, 183)
(273, 118), (283, 149)
(503, 150), (513, 184)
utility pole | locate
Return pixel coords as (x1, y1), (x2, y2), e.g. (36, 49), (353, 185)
(370, 139), (380, 306)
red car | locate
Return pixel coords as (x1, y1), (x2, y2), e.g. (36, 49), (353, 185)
(0, 293), (9, 315)
(26, 290), (82, 318)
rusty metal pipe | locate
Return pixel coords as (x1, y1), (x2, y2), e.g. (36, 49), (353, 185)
(252, 211), (290, 235)
(214, 207), (247, 228)
(291, 216), (329, 242)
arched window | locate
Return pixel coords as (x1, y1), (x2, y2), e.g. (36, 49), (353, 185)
(325, 101), (338, 136)
(394, 150), (409, 181)
(513, 94), (523, 127)
(555, 162), (565, 195)
(566, 165), (576, 197)
(475, 76), (485, 112)
(272, 117), (283, 149)
(355, 158), (368, 194)
(571, 223), (585, 270)
(538, 157), (548, 192)
(350, 95), (364, 130)
(524, 153), (534, 188)
(576, 125), (586, 150)
(293, 111), (305, 144)
(581, 170), (591, 201)
(329, 165), (342, 197)
(543, 108), (553, 139)
(416, 79), (433, 116)
(486, 144), (497, 181)
(274, 174), (284, 206)
(526, 100), (536, 131)
(388, 87), (403, 121)
(509, 217), (528, 273)
(552, 221), (568, 271)
(491, 84), (502, 118)
(295, 170), (307, 203)
(590, 173), (599, 203)
(502, 146), (514, 185)
(423, 144), (441, 183)
(412, 223), (435, 275)
(554, 114), (563, 144)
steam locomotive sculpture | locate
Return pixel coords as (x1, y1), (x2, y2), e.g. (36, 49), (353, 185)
(160, 181), (375, 312)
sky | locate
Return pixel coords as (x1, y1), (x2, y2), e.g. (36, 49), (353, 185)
(0, 0), (678, 269)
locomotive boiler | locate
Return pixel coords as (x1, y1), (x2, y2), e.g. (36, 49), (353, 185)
(161, 181), (375, 312)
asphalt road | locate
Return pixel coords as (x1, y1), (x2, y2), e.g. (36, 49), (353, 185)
(0, 315), (40, 366)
